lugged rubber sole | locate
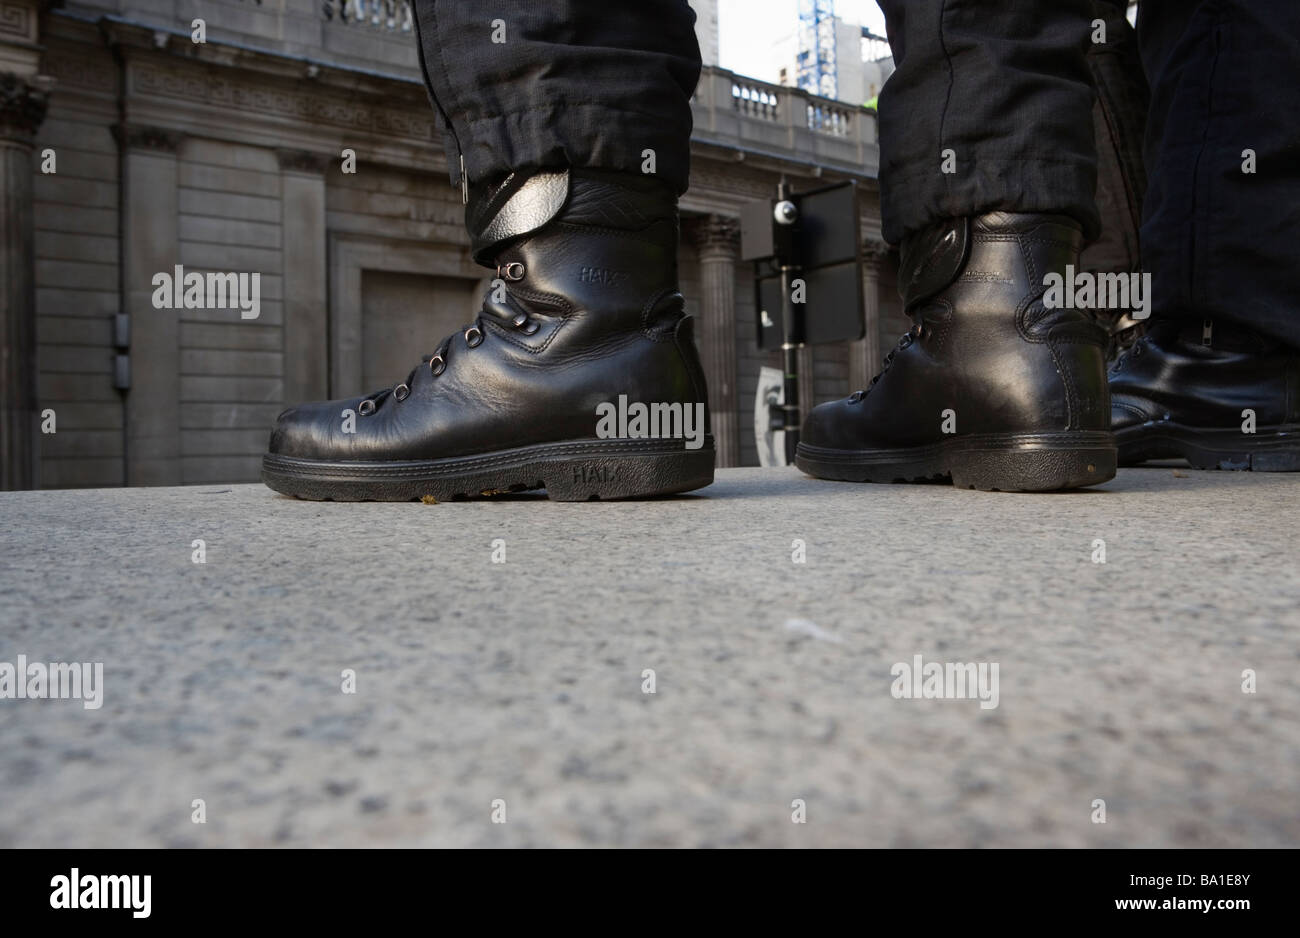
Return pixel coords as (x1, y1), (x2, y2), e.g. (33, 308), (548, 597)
(262, 437), (715, 502)
(1116, 422), (1300, 471)
(796, 431), (1117, 492)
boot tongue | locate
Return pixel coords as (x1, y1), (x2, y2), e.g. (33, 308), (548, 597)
(467, 171), (570, 266)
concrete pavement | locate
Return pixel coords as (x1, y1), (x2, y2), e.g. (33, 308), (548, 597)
(1, 467), (1297, 847)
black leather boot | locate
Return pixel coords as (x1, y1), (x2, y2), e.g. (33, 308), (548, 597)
(1110, 319), (1300, 470)
(262, 169), (714, 501)
(796, 213), (1116, 491)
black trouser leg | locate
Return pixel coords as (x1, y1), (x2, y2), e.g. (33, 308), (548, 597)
(1081, 0), (1149, 283)
(1137, 0), (1300, 346)
(409, 0), (702, 195)
(874, 0), (1100, 245)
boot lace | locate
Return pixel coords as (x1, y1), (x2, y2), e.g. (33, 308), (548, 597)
(356, 263), (536, 416)
(849, 321), (926, 404)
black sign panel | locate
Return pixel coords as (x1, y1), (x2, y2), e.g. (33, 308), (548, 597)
(756, 262), (863, 348)
(744, 180), (865, 348)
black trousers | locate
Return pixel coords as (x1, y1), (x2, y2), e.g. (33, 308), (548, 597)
(411, 0), (1300, 346)
(1137, 0), (1300, 345)
(410, 0), (701, 195)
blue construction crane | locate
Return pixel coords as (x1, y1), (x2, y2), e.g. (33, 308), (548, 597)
(796, 0), (837, 100)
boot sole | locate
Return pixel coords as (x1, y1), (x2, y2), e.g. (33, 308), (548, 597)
(1116, 422), (1300, 471)
(262, 437), (715, 502)
(796, 431), (1116, 492)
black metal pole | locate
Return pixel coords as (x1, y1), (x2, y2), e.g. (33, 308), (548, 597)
(779, 264), (801, 464)
(775, 180), (801, 464)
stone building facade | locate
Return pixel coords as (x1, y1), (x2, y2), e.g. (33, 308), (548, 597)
(1, 0), (906, 489)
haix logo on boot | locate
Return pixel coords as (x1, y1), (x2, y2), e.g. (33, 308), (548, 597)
(573, 465), (619, 484)
(578, 266), (629, 286)
(595, 395), (706, 450)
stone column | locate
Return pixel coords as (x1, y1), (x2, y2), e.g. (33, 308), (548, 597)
(118, 125), (183, 485)
(848, 239), (890, 394)
(689, 214), (741, 467)
(277, 149), (329, 405)
(0, 72), (50, 490)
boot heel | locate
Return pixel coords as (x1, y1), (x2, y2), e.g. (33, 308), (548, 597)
(948, 435), (1116, 492)
(542, 444), (715, 501)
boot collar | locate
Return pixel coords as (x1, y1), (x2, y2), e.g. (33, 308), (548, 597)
(467, 170), (570, 266)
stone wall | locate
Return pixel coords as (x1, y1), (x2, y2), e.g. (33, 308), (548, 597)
(30, 36), (121, 487)
(9, 1), (888, 487)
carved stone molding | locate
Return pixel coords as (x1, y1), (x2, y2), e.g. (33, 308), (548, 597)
(111, 123), (183, 153)
(687, 213), (740, 255)
(0, 1), (38, 44)
(276, 148), (331, 174)
(686, 162), (782, 204)
(131, 61), (437, 142)
(43, 53), (118, 95)
(0, 72), (49, 141)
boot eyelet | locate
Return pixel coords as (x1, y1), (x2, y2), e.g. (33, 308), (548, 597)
(358, 399), (376, 416)
(429, 354), (445, 377)
(499, 262), (525, 281)
(393, 383), (410, 402)
(464, 326), (483, 347)
(521, 320), (540, 336)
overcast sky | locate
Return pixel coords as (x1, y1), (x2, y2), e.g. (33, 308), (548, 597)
(717, 0), (889, 82)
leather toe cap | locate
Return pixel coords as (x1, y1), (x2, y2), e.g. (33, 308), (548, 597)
(268, 399), (359, 459)
(801, 397), (865, 450)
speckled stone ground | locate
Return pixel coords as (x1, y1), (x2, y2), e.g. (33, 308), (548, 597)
(1, 467), (1297, 847)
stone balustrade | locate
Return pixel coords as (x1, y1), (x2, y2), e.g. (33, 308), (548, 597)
(322, 0), (412, 33)
(691, 68), (877, 175)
